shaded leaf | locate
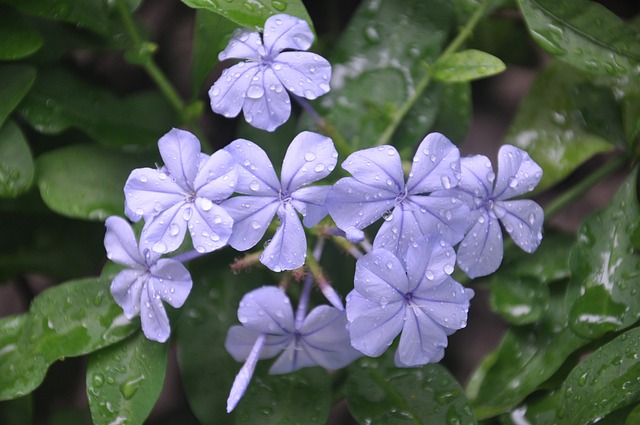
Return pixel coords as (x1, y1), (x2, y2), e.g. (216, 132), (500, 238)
(0, 65), (36, 128)
(500, 390), (561, 425)
(432, 49), (506, 82)
(0, 395), (32, 425)
(490, 276), (549, 325)
(0, 6), (42, 60)
(0, 121), (34, 198)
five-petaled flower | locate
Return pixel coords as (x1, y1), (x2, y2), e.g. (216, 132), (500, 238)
(221, 131), (337, 272)
(209, 13), (332, 131)
(124, 128), (236, 255)
(346, 236), (474, 367)
(433, 144), (544, 278)
(104, 216), (192, 342)
(326, 132), (470, 259)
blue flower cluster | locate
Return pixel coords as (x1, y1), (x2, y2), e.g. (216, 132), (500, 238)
(103, 12), (544, 413)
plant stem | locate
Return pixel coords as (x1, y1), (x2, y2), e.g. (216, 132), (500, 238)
(293, 96), (352, 159)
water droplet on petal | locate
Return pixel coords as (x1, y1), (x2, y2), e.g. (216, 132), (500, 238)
(200, 198), (213, 211)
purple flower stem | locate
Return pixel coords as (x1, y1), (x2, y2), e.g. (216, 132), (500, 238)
(293, 95), (325, 127)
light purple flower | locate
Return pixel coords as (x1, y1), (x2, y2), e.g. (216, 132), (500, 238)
(209, 13), (331, 131)
(124, 128), (236, 255)
(221, 131), (337, 272)
(346, 236), (474, 367)
(326, 133), (469, 258)
(104, 216), (192, 343)
(435, 145), (544, 278)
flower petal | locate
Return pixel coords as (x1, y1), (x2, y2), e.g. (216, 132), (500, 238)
(456, 154), (495, 199)
(189, 200), (234, 253)
(193, 149), (238, 201)
(494, 145), (543, 200)
(372, 204), (422, 261)
(497, 199), (544, 253)
(209, 62), (260, 119)
(110, 269), (146, 319)
(341, 145), (404, 192)
(237, 286), (295, 334)
(104, 216), (144, 267)
(412, 277), (473, 334)
(150, 258), (193, 308)
(456, 212), (503, 278)
(269, 341), (317, 374)
(272, 51), (331, 99)
(224, 139), (281, 195)
(395, 307), (447, 367)
(280, 131), (337, 192)
(263, 14), (313, 54)
(222, 196), (279, 251)
(158, 128), (201, 189)
(354, 249), (409, 302)
(140, 280), (171, 342)
(124, 167), (184, 220)
(225, 326), (289, 362)
(241, 67), (291, 132)
(291, 185), (330, 227)
(219, 29), (263, 61)
(404, 235), (456, 292)
(405, 133), (461, 195)
(140, 202), (189, 254)
(260, 203), (306, 272)
(406, 195), (471, 245)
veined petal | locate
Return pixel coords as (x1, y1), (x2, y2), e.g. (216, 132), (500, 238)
(404, 235), (456, 293)
(341, 145), (404, 192)
(372, 204), (422, 261)
(124, 167), (184, 219)
(405, 195), (471, 245)
(260, 203), (306, 272)
(497, 199), (544, 253)
(354, 249), (409, 302)
(457, 155), (495, 199)
(110, 269), (146, 319)
(405, 133), (461, 195)
(224, 139), (281, 195)
(395, 307), (447, 367)
(194, 149), (238, 201)
(412, 277), (472, 333)
(494, 145), (543, 200)
(222, 196), (279, 251)
(219, 29), (263, 61)
(263, 14), (313, 55)
(140, 202), (189, 254)
(225, 326), (291, 362)
(189, 200), (234, 253)
(140, 280), (171, 343)
(291, 185), (330, 227)
(241, 67), (291, 132)
(280, 131), (337, 192)
(150, 258), (192, 308)
(209, 62), (260, 119)
(456, 212), (503, 278)
(104, 216), (144, 267)
(270, 339), (316, 374)
(158, 128), (201, 189)
(272, 51), (331, 99)
(237, 286), (295, 334)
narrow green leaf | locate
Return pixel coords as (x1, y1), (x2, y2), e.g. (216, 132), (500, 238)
(568, 167), (640, 339)
(558, 327), (640, 425)
(432, 49), (506, 82)
(0, 121), (34, 198)
(0, 65), (36, 128)
(181, 0), (312, 31)
(0, 6), (42, 60)
(518, 0), (640, 77)
(36, 144), (152, 221)
(87, 332), (168, 425)
(505, 60), (617, 191)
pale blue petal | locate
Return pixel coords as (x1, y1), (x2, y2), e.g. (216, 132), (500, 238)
(226, 332), (265, 413)
(395, 308), (447, 366)
(412, 277), (472, 334)
(104, 216), (144, 267)
(209, 62), (260, 119)
(124, 167), (184, 219)
(260, 203), (306, 272)
(237, 286), (295, 334)
(222, 196), (279, 251)
(110, 269), (146, 319)
(405, 133), (461, 195)
(225, 326), (290, 362)
(494, 145), (543, 200)
(291, 185), (330, 227)
(280, 131), (337, 192)
(158, 128), (201, 189)
(150, 258), (192, 308)
(272, 51), (331, 99)
(140, 202), (189, 254)
(354, 249), (409, 302)
(405, 195), (471, 245)
(456, 213), (503, 278)
(269, 341), (316, 374)
(456, 155), (495, 200)
(224, 139), (281, 195)
(346, 290), (405, 357)
(372, 204), (421, 260)
(218, 29), (263, 61)
(497, 199), (544, 253)
(241, 67), (291, 132)
(404, 235), (456, 292)
(193, 149), (238, 201)
(140, 280), (171, 342)
(189, 200), (234, 253)
(263, 14), (313, 54)
(341, 145), (404, 192)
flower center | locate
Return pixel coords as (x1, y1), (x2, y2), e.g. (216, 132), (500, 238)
(279, 190), (291, 204)
(395, 187), (408, 205)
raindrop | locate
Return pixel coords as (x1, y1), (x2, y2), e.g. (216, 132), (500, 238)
(182, 207), (193, 221)
(441, 176), (451, 189)
(249, 180), (260, 191)
(247, 84), (265, 99)
(425, 270), (435, 280)
(200, 198), (213, 211)
(444, 264), (454, 275)
(304, 152), (316, 162)
(251, 220), (262, 230)
(314, 163), (325, 172)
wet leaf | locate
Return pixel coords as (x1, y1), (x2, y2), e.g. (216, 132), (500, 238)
(490, 276), (549, 325)
(36, 144), (153, 221)
(568, 167), (640, 339)
(0, 121), (34, 198)
(518, 0), (640, 77)
(346, 351), (476, 424)
(505, 60), (617, 192)
(0, 65), (36, 128)
(87, 332), (167, 425)
(432, 49), (506, 82)
(0, 6), (43, 60)
(500, 391), (561, 425)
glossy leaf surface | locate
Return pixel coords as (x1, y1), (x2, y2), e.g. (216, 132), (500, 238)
(432, 49), (506, 82)
(0, 121), (34, 198)
(0, 65), (36, 128)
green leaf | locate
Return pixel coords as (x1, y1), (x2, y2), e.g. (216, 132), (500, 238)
(627, 403), (640, 425)
(568, 167), (640, 339)
(0, 278), (138, 400)
(432, 49), (506, 82)
(18, 67), (175, 150)
(505, 60), (617, 191)
(346, 352), (476, 424)
(181, 0), (312, 30)
(499, 390), (561, 425)
(557, 327), (640, 425)
(0, 65), (36, 128)
(0, 6), (43, 60)
(0, 395), (32, 425)
(518, 0), (640, 77)
(36, 144), (152, 221)
(490, 276), (549, 325)
(0, 121), (34, 198)
(87, 332), (168, 425)
(467, 281), (589, 419)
